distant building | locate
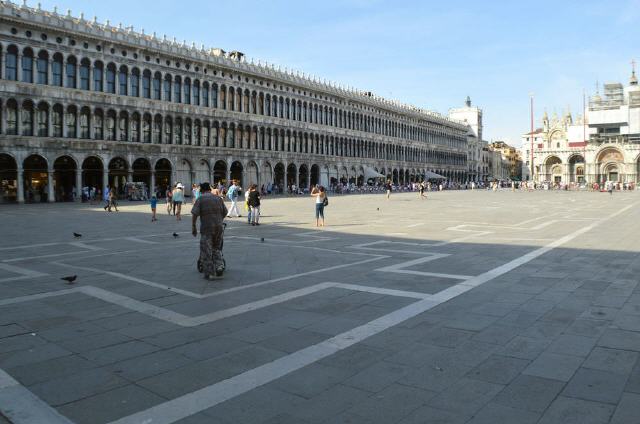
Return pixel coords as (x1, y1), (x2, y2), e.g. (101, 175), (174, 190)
(523, 63), (640, 184)
(449, 96), (489, 182)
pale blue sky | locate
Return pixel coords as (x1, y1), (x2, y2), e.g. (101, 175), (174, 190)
(34, 0), (640, 146)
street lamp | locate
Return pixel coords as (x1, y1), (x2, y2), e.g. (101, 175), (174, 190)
(529, 93), (534, 182)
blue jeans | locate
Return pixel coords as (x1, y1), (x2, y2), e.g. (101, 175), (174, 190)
(315, 203), (324, 219)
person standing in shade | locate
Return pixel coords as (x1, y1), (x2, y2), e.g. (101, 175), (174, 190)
(192, 182), (228, 280)
(247, 184), (261, 226)
(172, 183), (185, 221)
(311, 185), (327, 227)
(150, 195), (157, 222)
(166, 185), (173, 215)
(226, 180), (241, 218)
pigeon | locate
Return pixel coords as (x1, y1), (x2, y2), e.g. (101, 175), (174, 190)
(73, 232), (82, 238)
(61, 275), (77, 284)
(377, 208), (379, 211)
(260, 237), (265, 243)
(173, 232), (179, 238)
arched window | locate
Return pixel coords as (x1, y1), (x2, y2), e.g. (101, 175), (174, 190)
(5, 46), (18, 81)
(244, 90), (250, 112)
(252, 92), (257, 114)
(131, 113), (140, 142)
(220, 86), (226, 109)
(37, 51), (48, 84)
(183, 77), (191, 104)
(80, 58), (90, 90)
(52, 104), (63, 137)
(21, 48), (34, 83)
(80, 107), (90, 138)
(153, 72), (161, 100)
(184, 118), (192, 144)
(131, 68), (140, 97)
(5, 100), (16, 134)
(37, 102), (48, 136)
(66, 56), (77, 88)
(163, 74), (171, 101)
(153, 115), (162, 143)
(21, 101), (34, 136)
(228, 87), (235, 111)
(118, 66), (128, 95)
(106, 63), (116, 93)
(143, 114), (151, 143)
(142, 70), (151, 99)
(202, 82), (209, 107)
(174, 76), (182, 103)
(174, 117), (182, 144)
(106, 110), (116, 140)
(212, 84), (219, 108)
(118, 112), (128, 141)
(51, 53), (63, 86)
(93, 61), (103, 91)
(66, 106), (77, 138)
(164, 117), (172, 144)
(193, 80), (200, 105)
(94, 109), (104, 139)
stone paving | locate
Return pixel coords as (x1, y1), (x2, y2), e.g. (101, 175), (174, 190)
(0, 190), (639, 423)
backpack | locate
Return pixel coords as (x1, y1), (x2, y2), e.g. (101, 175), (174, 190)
(322, 196), (329, 207)
(227, 186), (236, 200)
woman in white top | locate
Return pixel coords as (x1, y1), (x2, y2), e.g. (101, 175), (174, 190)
(172, 183), (185, 221)
(310, 185), (327, 227)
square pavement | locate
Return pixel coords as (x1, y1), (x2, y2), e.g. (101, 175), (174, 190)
(1, 190), (640, 423)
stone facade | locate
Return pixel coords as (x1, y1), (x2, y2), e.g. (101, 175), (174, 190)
(0, 2), (468, 203)
(522, 67), (640, 185)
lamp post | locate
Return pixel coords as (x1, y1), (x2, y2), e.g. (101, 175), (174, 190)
(529, 93), (534, 182)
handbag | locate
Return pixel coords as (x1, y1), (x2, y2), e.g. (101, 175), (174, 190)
(322, 196), (329, 207)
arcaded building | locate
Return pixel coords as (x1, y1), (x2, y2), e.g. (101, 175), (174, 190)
(0, 3), (468, 203)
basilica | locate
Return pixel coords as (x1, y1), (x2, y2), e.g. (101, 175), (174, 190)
(522, 65), (640, 185)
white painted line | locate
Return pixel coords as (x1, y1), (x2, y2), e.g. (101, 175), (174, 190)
(377, 254), (472, 280)
(68, 241), (104, 251)
(124, 237), (159, 245)
(105, 202), (637, 424)
(52, 254), (387, 300)
(3, 251), (88, 263)
(406, 223), (425, 228)
(332, 283), (429, 299)
(0, 263), (48, 282)
(0, 242), (61, 251)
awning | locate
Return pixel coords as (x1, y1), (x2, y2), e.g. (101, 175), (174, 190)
(425, 171), (446, 180)
(364, 167), (386, 179)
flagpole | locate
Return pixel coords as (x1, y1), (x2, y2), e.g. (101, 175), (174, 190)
(530, 93), (534, 183)
(583, 90), (587, 185)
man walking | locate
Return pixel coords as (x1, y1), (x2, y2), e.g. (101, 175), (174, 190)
(226, 180), (241, 218)
(192, 182), (228, 280)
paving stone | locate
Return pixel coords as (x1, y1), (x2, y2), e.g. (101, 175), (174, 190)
(548, 334), (597, 357)
(318, 344), (391, 373)
(29, 367), (128, 406)
(397, 405), (470, 424)
(398, 356), (475, 393)
(493, 374), (564, 412)
(471, 323), (520, 345)
(289, 384), (371, 422)
(583, 347), (638, 375)
(343, 360), (412, 393)
(537, 396), (615, 424)
(384, 343), (453, 368)
(465, 402), (540, 424)
(466, 354), (530, 385)
(562, 367), (628, 404)
(499, 336), (551, 360)
(523, 352), (584, 381)
(598, 329), (640, 351)
(56, 384), (165, 424)
(7, 354), (96, 386)
(564, 318), (610, 338)
(106, 349), (194, 381)
(0, 342), (72, 369)
(610, 392), (640, 424)
(167, 336), (251, 361)
(57, 330), (133, 353)
(273, 363), (356, 399)
(426, 377), (504, 415)
(417, 326), (475, 348)
(346, 383), (435, 423)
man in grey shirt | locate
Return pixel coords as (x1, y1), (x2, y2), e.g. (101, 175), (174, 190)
(192, 182), (228, 279)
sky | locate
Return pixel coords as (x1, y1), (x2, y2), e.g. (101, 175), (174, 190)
(32, 0), (640, 147)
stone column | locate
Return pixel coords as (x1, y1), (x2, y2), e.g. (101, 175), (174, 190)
(16, 53), (22, 82)
(47, 107), (53, 137)
(16, 166), (24, 204)
(47, 55), (52, 86)
(225, 166), (231, 186)
(103, 168), (109, 198)
(150, 171), (156, 197)
(75, 168), (82, 202)
(127, 171), (133, 183)
(47, 169), (54, 203)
